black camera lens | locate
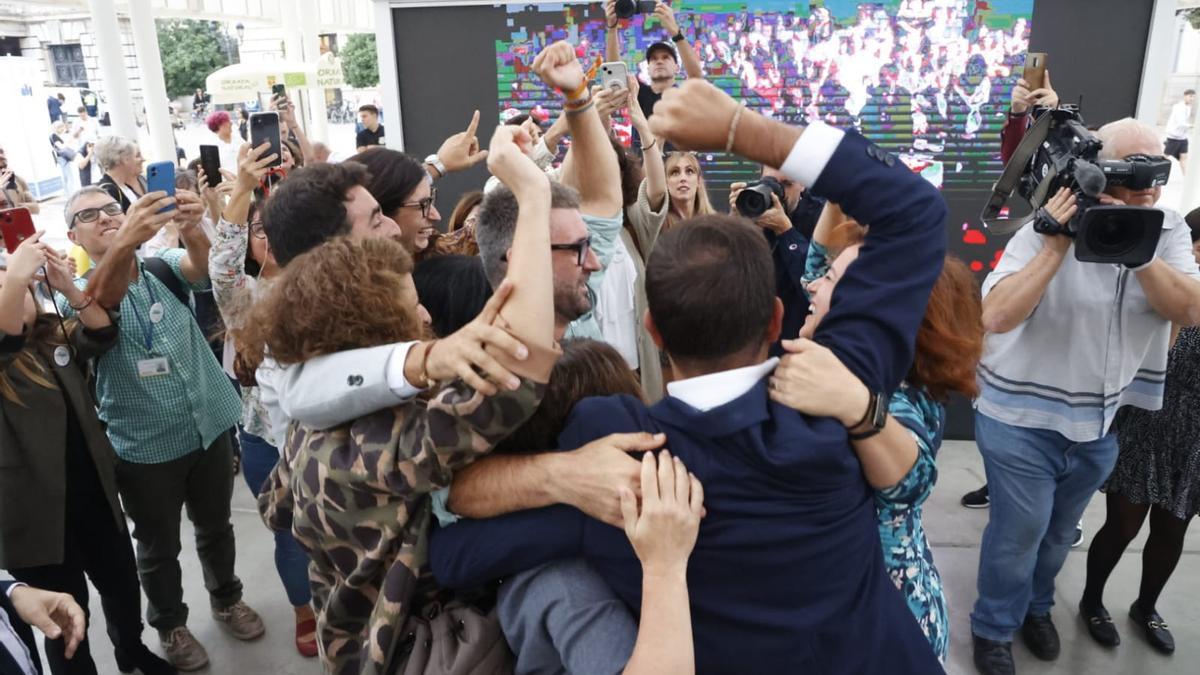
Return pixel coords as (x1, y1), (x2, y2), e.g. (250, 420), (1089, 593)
(615, 0), (637, 19)
(1082, 212), (1139, 258)
(736, 185), (773, 218)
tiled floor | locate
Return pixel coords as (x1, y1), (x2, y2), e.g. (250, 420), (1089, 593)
(21, 440), (1185, 674)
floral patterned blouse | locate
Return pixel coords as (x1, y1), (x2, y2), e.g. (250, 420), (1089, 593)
(804, 237), (949, 662)
(208, 217), (271, 440)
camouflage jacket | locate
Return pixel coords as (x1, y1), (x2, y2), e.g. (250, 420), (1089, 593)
(259, 377), (545, 674)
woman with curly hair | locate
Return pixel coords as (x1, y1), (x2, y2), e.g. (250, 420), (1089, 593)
(239, 124), (559, 674)
(768, 203), (985, 663)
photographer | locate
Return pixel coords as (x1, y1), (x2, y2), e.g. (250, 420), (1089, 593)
(0, 145), (39, 214)
(729, 167), (825, 354)
(970, 118), (1200, 675)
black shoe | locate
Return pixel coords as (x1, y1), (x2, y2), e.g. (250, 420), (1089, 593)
(962, 485), (990, 508)
(1079, 600), (1120, 647)
(116, 644), (178, 675)
(1129, 601), (1175, 654)
(972, 634), (1015, 675)
(1021, 613), (1061, 661)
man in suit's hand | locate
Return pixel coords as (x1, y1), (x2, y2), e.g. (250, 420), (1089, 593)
(9, 585), (86, 659)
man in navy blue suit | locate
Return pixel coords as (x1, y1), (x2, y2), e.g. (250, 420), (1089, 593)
(0, 580), (86, 675)
(430, 79), (948, 673)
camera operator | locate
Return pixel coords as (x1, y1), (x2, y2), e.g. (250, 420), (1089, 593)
(970, 117), (1200, 675)
(729, 167), (825, 354)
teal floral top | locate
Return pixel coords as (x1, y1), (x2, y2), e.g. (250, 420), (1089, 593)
(805, 237), (949, 662)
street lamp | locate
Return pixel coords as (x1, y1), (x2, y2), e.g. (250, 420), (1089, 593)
(236, 22), (245, 44)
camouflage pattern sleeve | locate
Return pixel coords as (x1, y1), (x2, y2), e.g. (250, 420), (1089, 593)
(256, 422), (296, 535)
(380, 377), (546, 495)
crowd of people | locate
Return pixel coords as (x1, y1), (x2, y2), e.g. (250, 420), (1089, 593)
(3, 3), (1200, 675)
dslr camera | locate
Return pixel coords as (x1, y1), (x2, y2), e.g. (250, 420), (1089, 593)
(616, 0), (658, 19)
(736, 176), (786, 219)
(1017, 107), (1170, 266)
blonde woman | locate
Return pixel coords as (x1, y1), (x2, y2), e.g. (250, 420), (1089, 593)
(663, 152), (715, 231)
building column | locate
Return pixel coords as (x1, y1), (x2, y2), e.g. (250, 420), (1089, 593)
(127, 0), (176, 163)
(299, 0), (330, 144)
(372, 0), (404, 150)
(1135, 0), (1179, 126)
(86, 0), (137, 139)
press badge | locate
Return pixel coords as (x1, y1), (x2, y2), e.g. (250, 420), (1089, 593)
(137, 357), (171, 378)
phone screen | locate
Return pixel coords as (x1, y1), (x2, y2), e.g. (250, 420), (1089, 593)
(250, 112), (283, 169)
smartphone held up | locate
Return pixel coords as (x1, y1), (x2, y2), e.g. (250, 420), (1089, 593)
(250, 112), (283, 169)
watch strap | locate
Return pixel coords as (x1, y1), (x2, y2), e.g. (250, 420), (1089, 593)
(424, 154), (446, 178)
(672, 31), (686, 43)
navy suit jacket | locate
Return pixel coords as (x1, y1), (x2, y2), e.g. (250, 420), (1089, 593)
(431, 130), (947, 674)
(0, 581), (41, 675)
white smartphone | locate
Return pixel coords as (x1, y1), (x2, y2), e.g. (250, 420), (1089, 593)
(598, 61), (630, 92)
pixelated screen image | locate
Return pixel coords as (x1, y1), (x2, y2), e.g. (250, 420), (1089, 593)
(493, 0), (1033, 194)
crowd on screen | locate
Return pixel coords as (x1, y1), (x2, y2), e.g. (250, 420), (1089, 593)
(3, 2), (1200, 675)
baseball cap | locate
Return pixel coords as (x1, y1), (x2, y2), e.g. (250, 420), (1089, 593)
(645, 41), (678, 63)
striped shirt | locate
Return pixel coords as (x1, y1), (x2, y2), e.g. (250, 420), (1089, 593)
(976, 209), (1200, 442)
(60, 249), (241, 464)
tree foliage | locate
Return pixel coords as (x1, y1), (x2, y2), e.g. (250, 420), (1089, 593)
(156, 19), (235, 99)
(1185, 8), (1200, 31)
(342, 34), (379, 89)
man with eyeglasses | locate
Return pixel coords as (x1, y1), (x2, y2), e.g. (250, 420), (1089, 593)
(58, 185), (265, 671)
(970, 117), (1200, 675)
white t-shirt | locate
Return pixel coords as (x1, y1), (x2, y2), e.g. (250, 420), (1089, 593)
(1166, 101), (1192, 140)
(594, 235), (640, 370)
(215, 134), (241, 175)
(73, 116), (100, 146)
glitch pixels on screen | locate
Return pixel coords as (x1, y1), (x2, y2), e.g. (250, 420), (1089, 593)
(493, 0), (1035, 272)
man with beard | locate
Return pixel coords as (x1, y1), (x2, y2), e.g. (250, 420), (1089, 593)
(604, 1), (703, 122)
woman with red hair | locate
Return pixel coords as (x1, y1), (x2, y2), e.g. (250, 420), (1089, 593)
(768, 201), (985, 663)
(206, 110), (239, 173)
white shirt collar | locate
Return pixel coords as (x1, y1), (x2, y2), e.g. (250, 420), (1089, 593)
(666, 357), (779, 412)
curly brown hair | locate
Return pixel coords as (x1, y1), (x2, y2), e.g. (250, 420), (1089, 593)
(909, 256), (984, 401)
(233, 237), (426, 370)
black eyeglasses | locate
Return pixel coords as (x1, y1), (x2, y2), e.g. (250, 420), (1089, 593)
(71, 202), (123, 226)
(504, 237), (593, 266)
(399, 188), (437, 219)
(249, 220), (267, 240)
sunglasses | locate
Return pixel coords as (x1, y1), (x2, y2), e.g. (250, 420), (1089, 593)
(502, 237), (594, 266)
(71, 202), (123, 226)
(399, 188), (437, 220)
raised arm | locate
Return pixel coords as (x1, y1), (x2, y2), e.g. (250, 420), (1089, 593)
(981, 188), (1075, 333)
(650, 79), (947, 394)
(629, 76), (666, 211)
(654, 2), (702, 80)
(423, 110), (489, 181)
(275, 95), (313, 165)
(537, 41), (623, 217)
(173, 190), (211, 285)
(605, 0), (620, 63)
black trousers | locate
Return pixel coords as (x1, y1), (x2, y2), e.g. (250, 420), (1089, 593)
(9, 482), (145, 675)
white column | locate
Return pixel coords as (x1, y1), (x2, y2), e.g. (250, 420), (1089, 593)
(127, 0), (176, 163)
(373, 0), (404, 150)
(87, 0), (137, 139)
(299, 0), (330, 143)
(1135, 0), (1179, 126)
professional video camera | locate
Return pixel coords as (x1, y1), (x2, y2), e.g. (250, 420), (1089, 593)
(615, 0), (657, 19)
(735, 176), (786, 219)
(983, 106), (1171, 267)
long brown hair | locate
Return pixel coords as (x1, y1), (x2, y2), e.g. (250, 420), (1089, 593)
(664, 152), (716, 231)
(1, 314), (71, 406)
(909, 256), (984, 401)
(232, 237), (425, 370)
(430, 190), (484, 257)
(498, 339), (643, 453)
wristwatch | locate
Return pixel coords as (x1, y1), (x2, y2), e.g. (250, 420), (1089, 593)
(672, 31), (686, 43)
(423, 154), (446, 179)
(848, 390), (888, 441)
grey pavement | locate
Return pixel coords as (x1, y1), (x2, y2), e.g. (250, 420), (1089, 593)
(14, 439), (1189, 674)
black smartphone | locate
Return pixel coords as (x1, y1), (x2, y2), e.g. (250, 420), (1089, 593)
(250, 112), (282, 168)
(199, 144), (221, 187)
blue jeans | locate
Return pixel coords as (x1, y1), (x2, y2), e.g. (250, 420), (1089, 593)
(970, 413), (1118, 641)
(238, 429), (312, 607)
(497, 559), (636, 675)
